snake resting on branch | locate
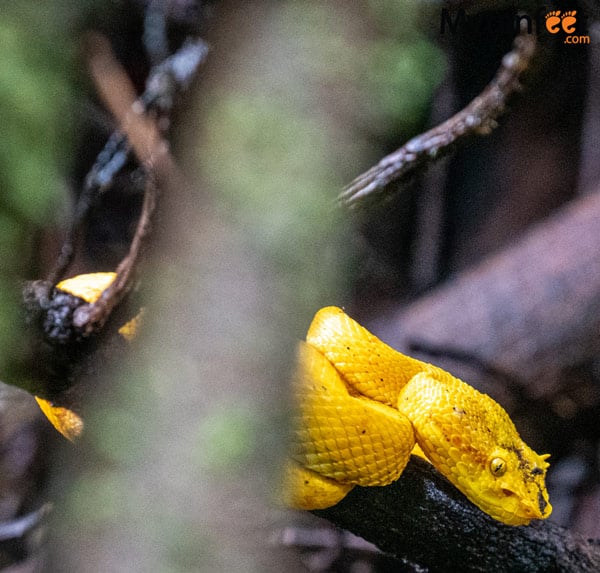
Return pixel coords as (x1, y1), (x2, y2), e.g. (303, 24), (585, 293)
(284, 306), (552, 526)
(34, 274), (551, 526)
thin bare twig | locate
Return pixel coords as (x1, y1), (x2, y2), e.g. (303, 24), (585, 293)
(69, 34), (199, 335)
(47, 37), (208, 286)
(72, 176), (157, 333)
(339, 31), (537, 207)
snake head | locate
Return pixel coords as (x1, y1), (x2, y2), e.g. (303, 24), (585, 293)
(475, 446), (551, 526)
(399, 370), (552, 526)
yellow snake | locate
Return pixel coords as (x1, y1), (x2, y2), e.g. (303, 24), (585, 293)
(36, 276), (551, 525)
(284, 306), (552, 526)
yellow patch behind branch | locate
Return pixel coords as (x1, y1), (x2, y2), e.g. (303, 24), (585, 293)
(55, 272), (116, 303)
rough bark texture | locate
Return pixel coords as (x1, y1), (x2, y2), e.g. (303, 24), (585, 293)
(315, 457), (600, 573)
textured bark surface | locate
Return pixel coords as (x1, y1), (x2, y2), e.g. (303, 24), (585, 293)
(315, 457), (600, 573)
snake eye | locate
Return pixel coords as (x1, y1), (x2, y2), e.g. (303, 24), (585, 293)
(490, 457), (507, 476)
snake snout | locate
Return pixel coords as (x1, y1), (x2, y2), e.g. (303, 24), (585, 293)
(538, 491), (551, 516)
(507, 480), (552, 523)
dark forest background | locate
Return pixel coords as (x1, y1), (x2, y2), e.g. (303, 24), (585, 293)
(0, 1), (599, 571)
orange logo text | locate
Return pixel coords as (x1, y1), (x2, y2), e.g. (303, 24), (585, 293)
(545, 10), (590, 44)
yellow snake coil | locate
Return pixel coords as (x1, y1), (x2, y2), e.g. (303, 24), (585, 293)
(284, 307), (551, 526)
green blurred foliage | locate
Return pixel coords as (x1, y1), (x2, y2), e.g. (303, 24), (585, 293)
(362, 37), (446, 137)
(0, 2), (77, 378)
(364, 1), (446, 136)
(285, 1), (446, 141)
(0, 2), (77, 222)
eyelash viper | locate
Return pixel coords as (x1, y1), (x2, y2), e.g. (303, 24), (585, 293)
(35, 277), (552, 525)
(284, 306), (552, 526)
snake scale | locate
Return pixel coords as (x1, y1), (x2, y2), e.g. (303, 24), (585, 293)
(284, 306), (551, 526)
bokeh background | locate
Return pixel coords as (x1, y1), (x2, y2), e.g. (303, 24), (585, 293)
(0, 1), (599, 571)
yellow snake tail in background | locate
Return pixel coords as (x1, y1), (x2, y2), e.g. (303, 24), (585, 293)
(34, 396), (83, 442)
(286, 306), (552, 526)
(34, 272), (138, 441)
(32, 273), (118, 440)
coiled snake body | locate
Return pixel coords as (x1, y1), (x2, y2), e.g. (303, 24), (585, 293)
(285, 307), (551, 526)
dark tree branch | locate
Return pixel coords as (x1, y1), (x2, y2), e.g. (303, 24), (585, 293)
(47, 38), (208, 286)
(315, 457), (600, 573)
(67, 34), (200, 336)
(339, 31), (536, 208)
(24, 34), (204, 344)
(373, 189), (600, 397)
